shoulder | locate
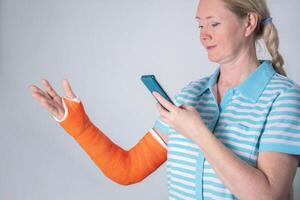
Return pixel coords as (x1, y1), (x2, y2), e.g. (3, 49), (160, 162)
(181, 76), (210, 93)
(270, 73), (300, 95)
(269, 73), (300, 106)
(269, 72), (299, 90)
(174, 76), (210, 106)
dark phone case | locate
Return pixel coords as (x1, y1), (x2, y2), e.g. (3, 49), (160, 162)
(141, 75), (174, 105)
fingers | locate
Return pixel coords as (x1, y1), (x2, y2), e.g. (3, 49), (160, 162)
(181, 104), (193, 110)
(156, 102), (171, 119)
(31, 88), (60, 115)
(30, 85), (52, 101)
(30, 79), (76, 119)
(152, 91), (175, 112)
(42, 79), (60, 100)
(182, 105), (191, 109)
(62, 79), (76, 99)
(30, 80), (65, 119)
(31, 86), (55, 107)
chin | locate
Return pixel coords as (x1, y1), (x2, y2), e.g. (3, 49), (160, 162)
(207, 54), (222, 63)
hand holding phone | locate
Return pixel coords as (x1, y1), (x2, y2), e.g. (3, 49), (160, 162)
(141, 75), (174, 110)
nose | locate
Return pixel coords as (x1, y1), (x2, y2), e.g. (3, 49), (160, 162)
(200, 27), (212, 42)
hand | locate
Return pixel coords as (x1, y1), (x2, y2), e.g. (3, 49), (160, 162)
(30, 79), (76, 120)
(153, 91), (207, 141)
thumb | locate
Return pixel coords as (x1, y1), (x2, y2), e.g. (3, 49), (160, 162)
(62, 79), (76, 98)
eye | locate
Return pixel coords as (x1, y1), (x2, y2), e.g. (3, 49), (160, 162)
(198, 25), (204, 29)
(211, 22), (220, 27)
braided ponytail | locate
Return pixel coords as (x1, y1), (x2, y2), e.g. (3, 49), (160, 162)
(262, 22), (287, 76)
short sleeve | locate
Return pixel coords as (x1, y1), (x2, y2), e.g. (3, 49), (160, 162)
(153, 118), (172, 135)
(259, 86), (300, 165)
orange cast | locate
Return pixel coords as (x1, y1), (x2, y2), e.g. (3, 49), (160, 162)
(59, 98), (167, 185)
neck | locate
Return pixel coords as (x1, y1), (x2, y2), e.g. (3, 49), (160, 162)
(218, 45), (259, 88)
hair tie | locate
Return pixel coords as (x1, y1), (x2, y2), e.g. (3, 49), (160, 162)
(261, 17), (273, 25)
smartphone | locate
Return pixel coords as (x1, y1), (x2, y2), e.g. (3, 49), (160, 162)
(141, 75), (174, 108)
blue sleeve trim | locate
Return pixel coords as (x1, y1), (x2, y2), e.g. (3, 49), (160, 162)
(259, 142), (300, 167)
(153, 119), (171, 135)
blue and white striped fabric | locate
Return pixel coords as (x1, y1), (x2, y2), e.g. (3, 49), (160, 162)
(153, 60), (300, 200)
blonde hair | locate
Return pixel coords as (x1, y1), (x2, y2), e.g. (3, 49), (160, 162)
(222, 0), (287, 76)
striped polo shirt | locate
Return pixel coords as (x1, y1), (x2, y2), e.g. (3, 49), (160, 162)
(153, 60), (300, 200)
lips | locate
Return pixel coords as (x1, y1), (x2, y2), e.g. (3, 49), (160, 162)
(206, 45), (217, 50)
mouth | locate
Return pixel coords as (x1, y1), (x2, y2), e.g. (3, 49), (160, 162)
(206, 45), (217, 50)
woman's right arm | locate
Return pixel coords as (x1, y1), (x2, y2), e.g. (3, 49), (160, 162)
(30, 79), (167, 185)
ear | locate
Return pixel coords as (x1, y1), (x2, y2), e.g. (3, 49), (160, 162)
(244, 12), (259, 37)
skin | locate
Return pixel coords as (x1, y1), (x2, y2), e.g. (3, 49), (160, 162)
(30, 79), (76, 120)
(30, 0), (298, 199)
(153, 0), (298, 199)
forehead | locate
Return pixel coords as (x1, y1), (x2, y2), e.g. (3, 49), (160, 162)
(196, 0), (232, 20)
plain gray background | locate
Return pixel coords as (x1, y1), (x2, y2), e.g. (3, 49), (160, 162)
(1, 0), (299, 199)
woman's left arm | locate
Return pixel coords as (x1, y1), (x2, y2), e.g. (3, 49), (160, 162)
(195, 128), (298, 200)
(153, 91), (298, 200)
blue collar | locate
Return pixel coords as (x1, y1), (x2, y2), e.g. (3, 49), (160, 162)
(202, 60), (276, 102)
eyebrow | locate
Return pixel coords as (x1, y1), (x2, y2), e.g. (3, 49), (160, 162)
(195, 16), (214, 20)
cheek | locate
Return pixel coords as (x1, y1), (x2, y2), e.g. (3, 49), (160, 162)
(226, 35), (245, 55)
(205, 34), (236, 62)
(225, 24), (246, 45)
(202, 25), (246, 62)
(216, 28), (244, 53)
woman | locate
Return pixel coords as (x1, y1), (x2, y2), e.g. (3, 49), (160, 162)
(31, 0), (300, 199)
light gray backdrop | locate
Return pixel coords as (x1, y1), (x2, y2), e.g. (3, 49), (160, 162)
(1, 0), (299, 199)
